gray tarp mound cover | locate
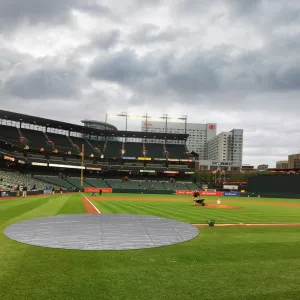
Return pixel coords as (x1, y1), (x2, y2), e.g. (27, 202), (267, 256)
(4, 214), (199, 250)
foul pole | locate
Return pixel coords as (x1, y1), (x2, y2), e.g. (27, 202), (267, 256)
(80, 144), (85, 191)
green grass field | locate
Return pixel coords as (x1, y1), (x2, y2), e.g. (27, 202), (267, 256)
(1, 193), (300, 300)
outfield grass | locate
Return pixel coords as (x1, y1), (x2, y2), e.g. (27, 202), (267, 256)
(0, 193), (300, 300)
(91, 193), (300, 224)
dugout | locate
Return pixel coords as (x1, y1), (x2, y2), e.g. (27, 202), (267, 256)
(247, 175), (300, 198)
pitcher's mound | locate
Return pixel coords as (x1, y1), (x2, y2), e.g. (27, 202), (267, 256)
(199, 204), (241, 209)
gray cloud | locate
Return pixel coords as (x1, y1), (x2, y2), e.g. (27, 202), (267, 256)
(3, 68), (82, 99)
(0, 0), (300, 167)
(90, 30), (121, 49)
(88, 49), (156, 84)
(130, 24), (186, 44)
(0, 0), (77, 32)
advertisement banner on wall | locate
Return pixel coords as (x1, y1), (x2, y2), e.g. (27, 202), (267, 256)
(43, 189), (52, 195)
(84, 187), (112, 193)
(200, 191), (223, 196)
(223, 192), (240, 196)
(175, 190), (198, 195)
(223, 185), (239, 190)
(1, 191), (10, 197)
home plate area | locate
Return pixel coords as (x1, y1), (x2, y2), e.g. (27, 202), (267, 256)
(4, 214), (199, 251)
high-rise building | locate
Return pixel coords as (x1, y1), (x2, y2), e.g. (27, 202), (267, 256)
(206, 129), (243, 169)
(141, 121), (243, 170)
(276, 161), (288, 169)
(288, 154), (300, 169)
(141, 121), (217, 160)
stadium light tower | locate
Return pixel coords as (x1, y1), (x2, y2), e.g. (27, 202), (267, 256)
(178, 115), (188, 134)
(116, 112), (128, 131)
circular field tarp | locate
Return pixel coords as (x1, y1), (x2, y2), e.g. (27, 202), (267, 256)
(4, 214), (199, 251)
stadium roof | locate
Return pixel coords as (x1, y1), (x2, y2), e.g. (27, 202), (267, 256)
(81, 119), (118, 131)
(0, 110), (189, 140)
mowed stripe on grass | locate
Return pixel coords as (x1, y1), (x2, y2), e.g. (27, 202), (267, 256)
(1, 194), (300, 299)
(90, 194), (300, 224)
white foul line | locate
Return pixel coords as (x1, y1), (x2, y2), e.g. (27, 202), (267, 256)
(84, 196), (101, 214)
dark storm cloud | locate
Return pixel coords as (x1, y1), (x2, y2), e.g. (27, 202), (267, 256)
(3, 68), (82, 99)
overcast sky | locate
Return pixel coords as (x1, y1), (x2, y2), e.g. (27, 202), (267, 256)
(1, 0), (300, 167)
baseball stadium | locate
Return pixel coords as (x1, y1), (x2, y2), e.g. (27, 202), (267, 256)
(1, 109), (300, 300)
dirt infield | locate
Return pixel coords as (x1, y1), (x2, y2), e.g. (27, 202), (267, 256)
(197, 204), (241, 209)
(81, 196), (100, 214)
(193, 223), (300, 227)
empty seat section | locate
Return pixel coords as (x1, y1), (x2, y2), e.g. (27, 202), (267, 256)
(35, 176), (74, 189)
(46, 133), (76, 154)
(84, 178), (110, 188)
(169, 164), (189, 169)
(89, 141), (105, 154)
(105, 179), (141, 189)
(27, 154), (48, 163)
(104, 141), (122, 158)
(69, 137), (95, 156)
(0, 124), (23, 147)
(140, 181), (166, 191)
(66, 178), (87, 188)
(124, 142), (143, 157)
(0, 170), (47, 189)
(49, 156), (67, 165)
(20, 128), (52, 150)
(145, 143), (165, 158)
(163, 182), (189, 190)
(186, 182), (200, 190)
(166, 144), (187, 158)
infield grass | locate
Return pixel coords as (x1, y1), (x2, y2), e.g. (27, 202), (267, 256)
(0, 193), (300, 300)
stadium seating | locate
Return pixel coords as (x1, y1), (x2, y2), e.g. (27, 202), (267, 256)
(65, 178), (89, 188)
(49, 156), (67, 164)
(140, 180), (166, 191)
(165, 144), (188, 158)
(35, 175), (75, 189)
(106, 179), (141, 189)
(20, 128), (52, 150)
(169, 164), (189, 169)
(0, 124), (24, 148)
(89, 141), (105, 154)
(124, 142), (144, 157)
(69, 136), (95, 156)
(46, 132), (77, 154)
(84, 178), (110, 188)
(105, 179), (167, 191)
(27, 154), (48, 163)
(185, 182), (200, 190)
(104, 141), (122, 158)
(145, 143), (165, 158)
(0, 170), (47, 190)
(66, 158), (82, 166)
(163, 181), (189, 190)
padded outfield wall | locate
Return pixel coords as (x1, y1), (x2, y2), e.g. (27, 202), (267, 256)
(247, 175), (300, 198)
